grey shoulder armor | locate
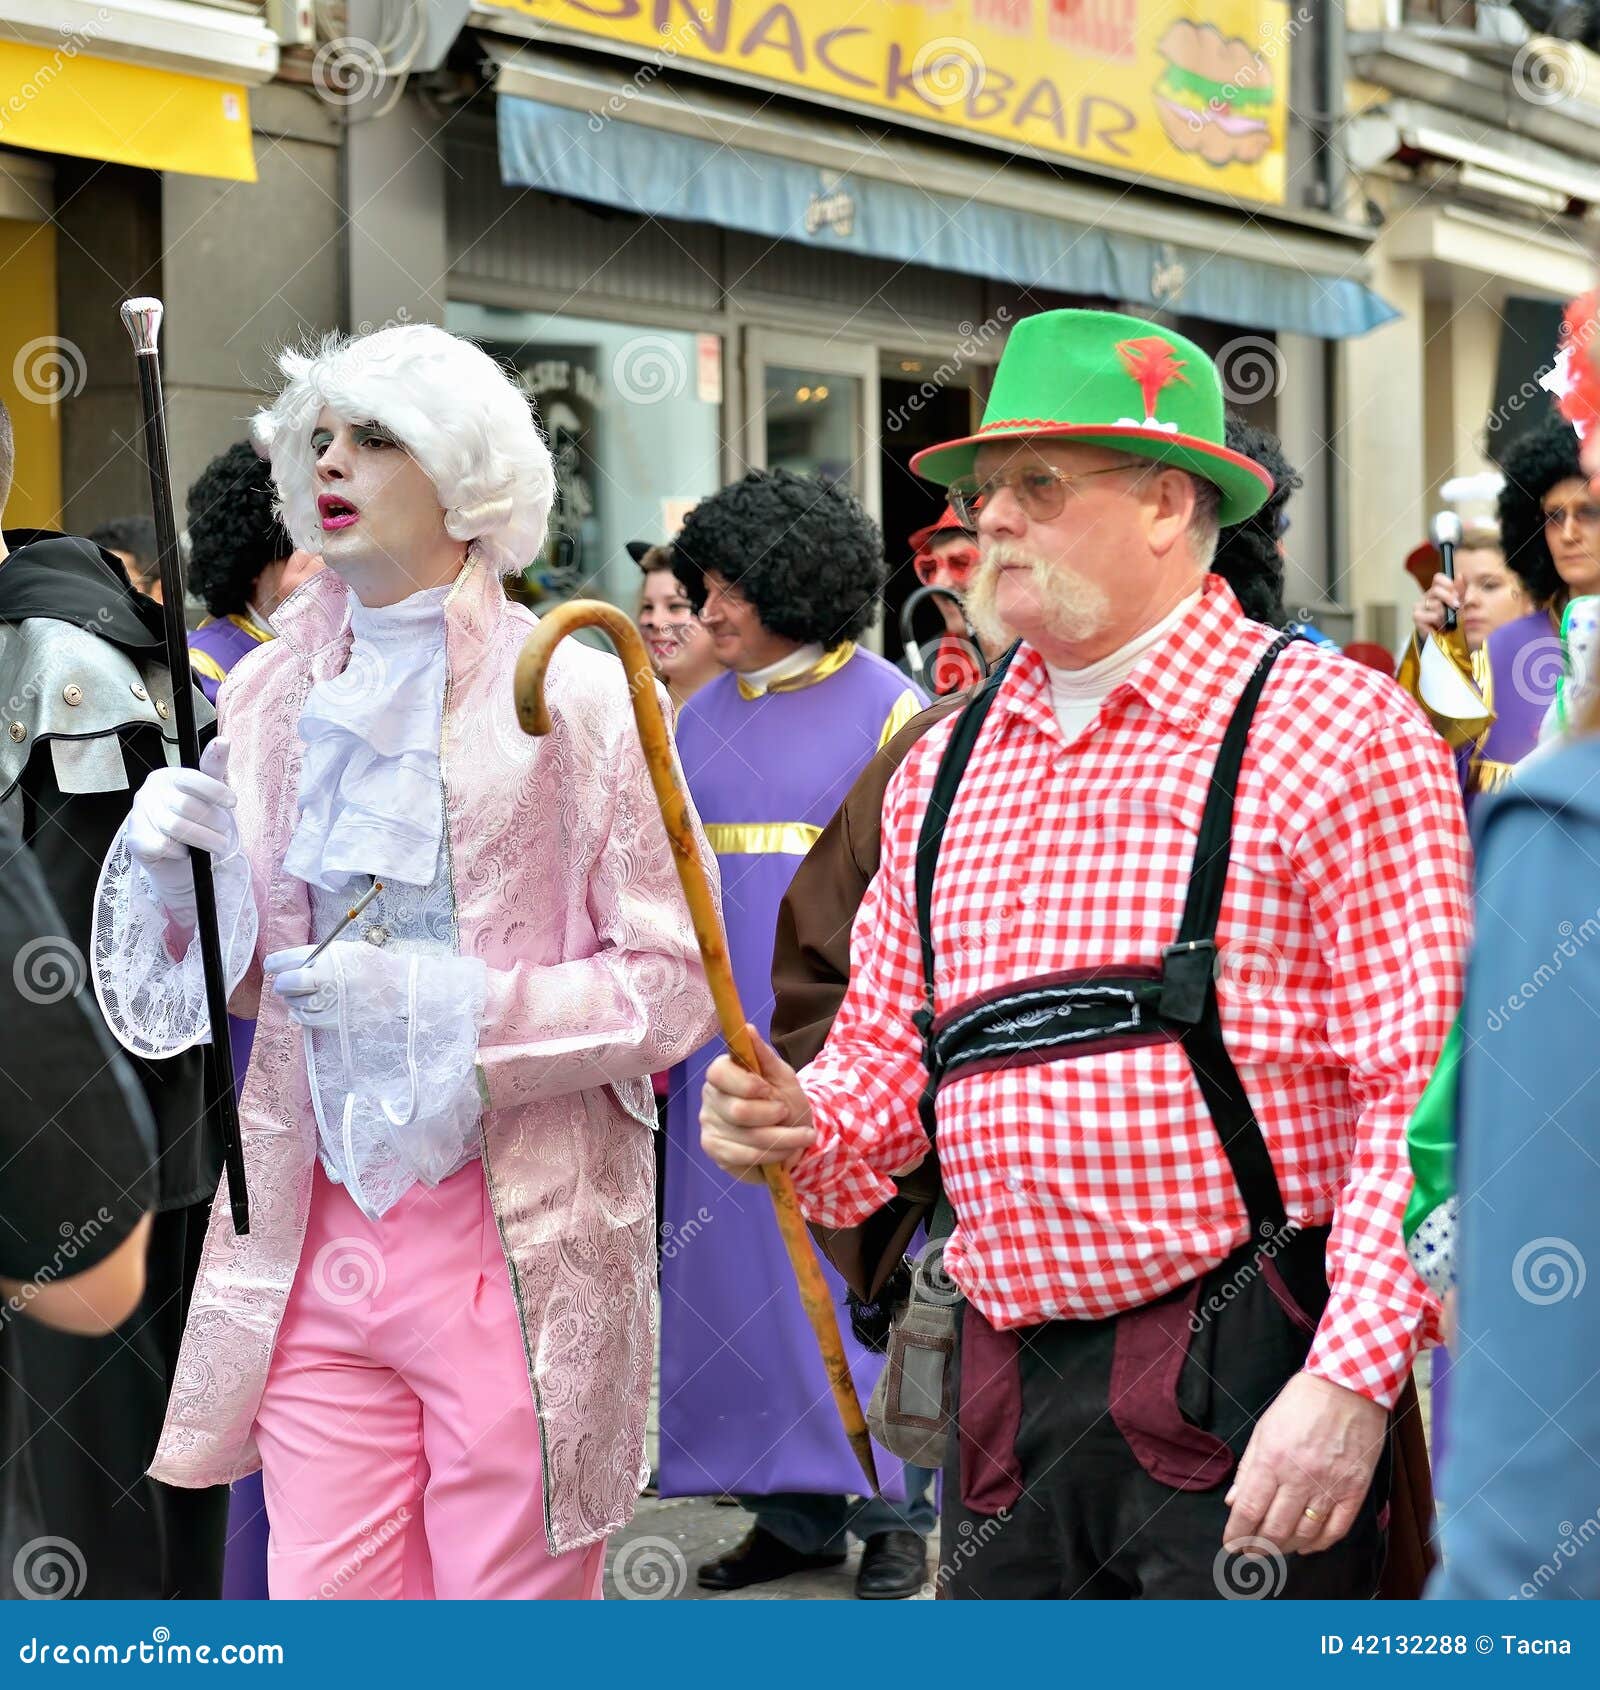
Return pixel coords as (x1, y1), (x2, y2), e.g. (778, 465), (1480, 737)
(0, 618), (215, 801)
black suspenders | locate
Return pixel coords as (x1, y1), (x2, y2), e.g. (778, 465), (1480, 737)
(911, 632), (1298, 1244)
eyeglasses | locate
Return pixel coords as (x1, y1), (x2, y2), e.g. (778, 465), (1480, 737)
(947, 462), (1145, 526)
(1542, 501), (1600, 535)
(912, 544), (978, 588)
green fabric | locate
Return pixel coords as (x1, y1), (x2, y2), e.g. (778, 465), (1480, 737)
(1403, 1018), (1461, 1242)
(911, 310), (1274, 523)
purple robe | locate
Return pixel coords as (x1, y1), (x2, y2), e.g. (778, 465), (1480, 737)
(659, 648), (923, 1499)
(188, 613), (269, 706)
(1465, 610), (1561, 818)
(188, 613), (272, 1597)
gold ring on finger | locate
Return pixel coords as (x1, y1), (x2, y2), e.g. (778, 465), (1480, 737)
(1303, 1505), (1323, 1523)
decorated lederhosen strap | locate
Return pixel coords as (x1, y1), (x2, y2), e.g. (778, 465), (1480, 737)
(911, 632), (1343, 1500)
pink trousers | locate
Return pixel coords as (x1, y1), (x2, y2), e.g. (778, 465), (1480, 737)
(252, 1161), (606, 1600)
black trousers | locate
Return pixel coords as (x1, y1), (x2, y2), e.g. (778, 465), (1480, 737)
(938, 1247), (1388, 1600)
(12, 1199), (229, 1599)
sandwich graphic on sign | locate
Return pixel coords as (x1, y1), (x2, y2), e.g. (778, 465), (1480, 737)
(1153, 18), (1274, 167)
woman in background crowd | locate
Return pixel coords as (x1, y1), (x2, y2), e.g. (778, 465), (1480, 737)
(631, 539), (722, 714)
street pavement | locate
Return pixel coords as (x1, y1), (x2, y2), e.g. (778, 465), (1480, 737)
(604, 1495), (937, 1600)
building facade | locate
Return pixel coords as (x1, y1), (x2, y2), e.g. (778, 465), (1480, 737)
(2, 1), (1418, 645)
(1344, 0), (1600, 645)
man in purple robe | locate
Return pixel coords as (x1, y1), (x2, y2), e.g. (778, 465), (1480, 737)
(180, 441), (320, 1598)
(659, 469), (929, 1597)
(186, 442), (322, 706)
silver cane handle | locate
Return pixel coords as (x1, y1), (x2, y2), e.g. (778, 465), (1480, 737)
(120, 296), (164, 357)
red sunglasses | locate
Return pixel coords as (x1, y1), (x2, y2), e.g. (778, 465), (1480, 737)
(913, 543), (979, 588)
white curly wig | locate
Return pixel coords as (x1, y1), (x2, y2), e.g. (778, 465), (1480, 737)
(251, 323), (553, 577)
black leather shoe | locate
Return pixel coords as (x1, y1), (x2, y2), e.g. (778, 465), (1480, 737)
(855, 1529), (929, 1599)
(696, 1526), (847, 1591)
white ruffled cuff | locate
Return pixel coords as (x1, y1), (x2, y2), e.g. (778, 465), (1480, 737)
(90, 820), (258, 1060)
(304, 946), (488, 1220)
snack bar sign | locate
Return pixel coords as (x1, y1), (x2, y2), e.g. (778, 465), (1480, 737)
(489, 0), (1293, 206)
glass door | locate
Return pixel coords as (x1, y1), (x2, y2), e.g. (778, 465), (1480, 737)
(742, 329), (880, 521)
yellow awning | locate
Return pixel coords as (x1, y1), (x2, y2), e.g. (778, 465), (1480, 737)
(0, 44), (255, 183)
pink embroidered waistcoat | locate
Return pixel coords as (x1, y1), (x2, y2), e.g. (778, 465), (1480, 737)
(148, 560), (717, 1554)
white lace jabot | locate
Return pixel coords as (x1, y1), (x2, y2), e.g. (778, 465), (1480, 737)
(283, 583), (453, 893)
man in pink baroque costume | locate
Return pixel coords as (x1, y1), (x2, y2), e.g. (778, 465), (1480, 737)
(89, 324), (718, 1599)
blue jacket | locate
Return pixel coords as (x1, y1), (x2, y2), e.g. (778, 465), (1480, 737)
(1429, 737), (1600, 1599)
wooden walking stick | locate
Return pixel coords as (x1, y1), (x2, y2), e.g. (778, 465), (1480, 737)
(515, 602), (880, 1493)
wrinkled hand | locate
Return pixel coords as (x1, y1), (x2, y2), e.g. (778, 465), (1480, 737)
(264, 944), (345, 1028)
(1412, 572), (1460, 637)
(1222, 1371), (1388, 1557)
(126, 740), (236, 927)
(699, 1025), (815, 1184)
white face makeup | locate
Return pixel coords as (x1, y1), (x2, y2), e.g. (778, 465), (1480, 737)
(308, 407), (465, 606)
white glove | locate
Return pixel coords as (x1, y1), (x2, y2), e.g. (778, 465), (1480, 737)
(263, 943), (344, 1028)
(126, 740), (237, 929)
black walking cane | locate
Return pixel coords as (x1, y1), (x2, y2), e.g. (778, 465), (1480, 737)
(1430, 510), (1462, 637)
(121, 297), (249, 1234)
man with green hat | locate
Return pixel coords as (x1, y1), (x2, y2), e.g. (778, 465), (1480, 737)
(698, 309), (1472, 1598)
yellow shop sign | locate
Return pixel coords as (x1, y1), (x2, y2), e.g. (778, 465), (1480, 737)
(486, 0), (1294, 205)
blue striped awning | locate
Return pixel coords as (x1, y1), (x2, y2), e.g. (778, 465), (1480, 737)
(496, 95), (1396, 340)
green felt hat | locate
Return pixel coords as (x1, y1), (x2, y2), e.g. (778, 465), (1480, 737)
(911, 310), (1273, 524)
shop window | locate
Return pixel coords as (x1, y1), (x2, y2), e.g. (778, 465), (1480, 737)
(446, 303), (723, 611)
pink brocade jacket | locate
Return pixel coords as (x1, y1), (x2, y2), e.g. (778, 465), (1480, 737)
(148, 561), (718, 1554)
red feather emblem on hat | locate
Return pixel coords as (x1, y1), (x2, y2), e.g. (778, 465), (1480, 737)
(1116, 336), (1191, 425)
(1557, 292), (1600, 442)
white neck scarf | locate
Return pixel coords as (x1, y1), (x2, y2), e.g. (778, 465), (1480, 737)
(283, 584), (453, 892)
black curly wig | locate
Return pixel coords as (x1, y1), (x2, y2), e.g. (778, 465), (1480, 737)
(1498, 412), (1585, 609)
(670, 468), (885, 645)
(184, 440), (293, 618)
(1215, 415), (1295, 627)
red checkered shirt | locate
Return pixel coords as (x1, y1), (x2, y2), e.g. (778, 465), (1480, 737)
(791, 578), (1469, 1408)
